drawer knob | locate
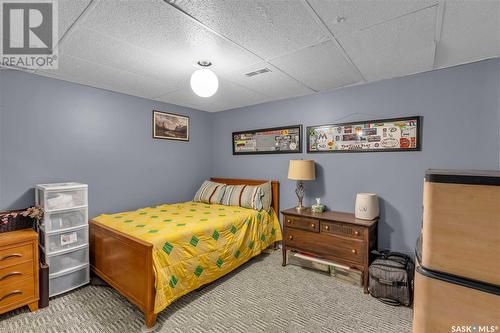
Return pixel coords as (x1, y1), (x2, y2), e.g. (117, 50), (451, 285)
(289, 235), (293, 240)
(325, 225), (330, 231)
(354, 231), (360, 236)
(351, 249), (357, 254)
(310, 223), (315, 228)
(287, 219), (291, 224)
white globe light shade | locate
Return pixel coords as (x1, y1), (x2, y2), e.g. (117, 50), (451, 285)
(190, 68), (219, 97)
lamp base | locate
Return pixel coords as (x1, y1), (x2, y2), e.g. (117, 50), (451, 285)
(295, 180), (305, 212)
(295, 204), (305, 212)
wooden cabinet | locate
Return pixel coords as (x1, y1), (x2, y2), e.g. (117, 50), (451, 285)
(0, 229), (39, 314)
(413, 170), (500, 333)
(281, 208), (377, 293)
(422, 170), (500, 285)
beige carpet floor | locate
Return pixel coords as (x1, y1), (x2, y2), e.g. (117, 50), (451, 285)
(0, 251), (412, 333)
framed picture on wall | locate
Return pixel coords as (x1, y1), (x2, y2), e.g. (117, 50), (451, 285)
(152, 110), (189, 141)
(307, 116), (422, 153)
(233, 125), (302, 155)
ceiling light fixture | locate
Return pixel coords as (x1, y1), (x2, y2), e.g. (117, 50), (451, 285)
(190, 61), (219, 98)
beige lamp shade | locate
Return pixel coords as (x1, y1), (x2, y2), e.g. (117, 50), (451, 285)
(288, 160), (315, 180)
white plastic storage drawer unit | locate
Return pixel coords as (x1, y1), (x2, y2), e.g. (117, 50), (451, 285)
(49, 265), (90, 297)
(36, 182), (88, 212)
(43, 245), (89, 276)
(36, 182), (90, 297)
(40, 207), (88, 232)
(39, 225), (89, 253)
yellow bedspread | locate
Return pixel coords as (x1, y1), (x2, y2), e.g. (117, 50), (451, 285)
(94, 201), (282, 313)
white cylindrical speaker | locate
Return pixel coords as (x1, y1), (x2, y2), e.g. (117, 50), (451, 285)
(355, 193), (379, 220)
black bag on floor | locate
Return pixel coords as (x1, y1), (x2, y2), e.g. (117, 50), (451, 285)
(368, 250), (414, 306)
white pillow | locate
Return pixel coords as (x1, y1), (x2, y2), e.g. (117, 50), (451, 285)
(258, 182), (272, 212)
(193, 180), (226, 204)
(220, 184), (263, 210)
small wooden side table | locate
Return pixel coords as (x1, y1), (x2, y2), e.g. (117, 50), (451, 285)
(281, 208), (378, 293)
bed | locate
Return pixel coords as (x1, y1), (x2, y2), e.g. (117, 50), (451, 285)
(89, 178), (281, 328)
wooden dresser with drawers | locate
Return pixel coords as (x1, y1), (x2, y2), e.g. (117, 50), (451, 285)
(281, 208), (378, 293)
(0, 229), (39, 314)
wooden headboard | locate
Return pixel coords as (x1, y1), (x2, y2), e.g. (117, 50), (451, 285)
(210, 178), (280, 215)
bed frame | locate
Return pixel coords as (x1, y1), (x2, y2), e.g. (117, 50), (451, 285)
(89, 178), (279, 328)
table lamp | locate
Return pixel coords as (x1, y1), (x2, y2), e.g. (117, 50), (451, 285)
(288, 160), (316, 211)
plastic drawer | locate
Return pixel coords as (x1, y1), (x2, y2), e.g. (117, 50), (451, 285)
(45, 245), (89, 277)
(40, 226), (89, 254)
(49, 265), (89, 297)
(36, 185), (88, 212)
(41, 208), (88, 232)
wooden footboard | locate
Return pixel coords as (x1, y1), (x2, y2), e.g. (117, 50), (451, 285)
(89, 220), (157, 327)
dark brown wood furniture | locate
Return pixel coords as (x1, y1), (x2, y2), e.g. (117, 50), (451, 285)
(0, 229), (39, 314)
(90, 178), (279, 328)
(281, 208), (377, 293)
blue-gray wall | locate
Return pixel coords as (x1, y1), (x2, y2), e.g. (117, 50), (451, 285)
(1, 59), (499, 254)
(0, 70), (3, 207)
(210, 59), (500, 253)
(0, 69), (212, 218)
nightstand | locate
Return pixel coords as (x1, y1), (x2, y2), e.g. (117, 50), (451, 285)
(0, 229), (39, 314)
(281, 208), (378, 293)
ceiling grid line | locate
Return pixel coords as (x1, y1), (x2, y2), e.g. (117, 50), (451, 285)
(301, 0), (367, 83)
(356, 3), (439, 32)
(34, 0), (98, 76)
(266, 40), (339, 64)
(1, 0), (98, 72)
(55, 0), (98, 50)
(432, 1), (446, 69)
(161, 0), (317, 92)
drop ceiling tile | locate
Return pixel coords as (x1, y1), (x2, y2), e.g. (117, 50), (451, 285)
(337, 6), (437, 81)
(37, 55), (168, 99)
(154, 87), (213, 110)
(58, 0), (92, 39)
(157, 79), (272, 112)
(270, 40), (363, 91)
(224, 63), (313, 100)
(77, 0), (261, 77)
(204, 79), (274, 111)
(308, 0), (437, 35)
(27, 0), (499, 113)
(436, 0), (500, 68)
(171, 0), (329, 59)
(60, 27), (184, 93)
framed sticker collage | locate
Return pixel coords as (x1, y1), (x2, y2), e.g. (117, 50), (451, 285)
(232, 116), (422, 155)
